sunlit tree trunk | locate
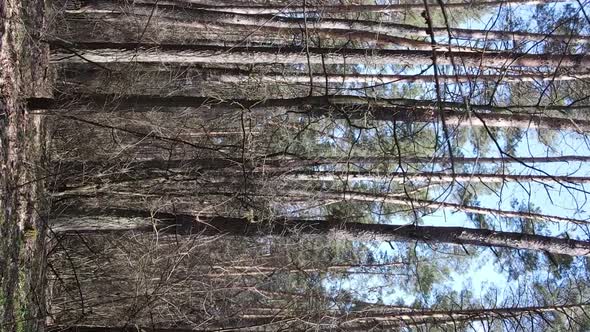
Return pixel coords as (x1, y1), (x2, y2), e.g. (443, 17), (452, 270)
(50, 42), (590, 68)
(65, 12), (447, 51)
(52, 167), (590, 190)
(336, 303), (590, 330)
(63, 65), (589, 89)
(204, 261), (407, 277)
(280, 170), (590, 184)
(70, 2), (590, 43)
(46, 301), (590, 331)
(125, 0), (574, 15)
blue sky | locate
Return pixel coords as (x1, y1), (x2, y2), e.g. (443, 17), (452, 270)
(319, 0), (590, 312)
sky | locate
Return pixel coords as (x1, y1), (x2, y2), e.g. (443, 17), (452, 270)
(320, 0), (590, 313)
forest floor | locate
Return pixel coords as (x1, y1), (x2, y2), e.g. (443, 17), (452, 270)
(1, 0), (51, 330)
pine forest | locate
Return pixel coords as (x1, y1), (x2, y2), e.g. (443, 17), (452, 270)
(1, 0), (590, 330)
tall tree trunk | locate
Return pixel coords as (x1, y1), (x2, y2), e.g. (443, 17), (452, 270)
(30, 94), (590, 132)
(54, 167), (590, 188)
(52, 155), (590, 177)
(31, 93), (590, 113)
(29, 94), (587, 115)
(204, 261), (406, 277)
(51, 209), (590, 256)
(305, 190), (588, 225)
(49, 155), (590, 182)
(314, 107), (590, 132)
(335, 303), (590, 330)
(69, 1), (590, 44)
(47, 327), (210, 332)
(65, 12), (453, 52)
(240, 303), (590, 329)
(126, 0), (573, 15)
(182, 71), (589, 85)
(280, 170), (590, 184)
(63, 65), (590, 88)
(49, 172), (588, 226)
(50, 41), (590, 68)
(47, 301), (590, 331)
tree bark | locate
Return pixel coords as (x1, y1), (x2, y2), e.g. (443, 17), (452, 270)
(49, 170), (589, 226)
(29, 94), (589, 114)
(294, 190), (588, 225)
(55, 166), (590, 187)
(63, 65), (590, 87)
(204, 261), (406, 277)
(47, 327), (208, 332)
(318, 107), (590, 132)
(182, 71), (590, 85)
(30, 94), (590, 132)
(336, 303), (590, 330)
(69, 1), (590, 44)
(240, 302), (590, 328)
(125, 0), (573, 15)
(65, 11), (455, 52)
(47, 301), (590, 331)
(51, 209), (590, 256)
(52, 155), (590, 176)
(281, 170), (590, 184)
(50, 41), (590, 68)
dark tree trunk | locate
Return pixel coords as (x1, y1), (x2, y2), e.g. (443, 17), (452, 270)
(51, 209), (590, 257)
(29, 94), (590, 132)
(51, 155), (590, 176)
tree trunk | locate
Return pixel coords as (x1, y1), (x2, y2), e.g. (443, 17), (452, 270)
(52, 155), (590, 177)
(47, 327), (208, 332)
(65, 12), (456, 52)
(55, 167), (590, 187)
(29, 94), (587, 114)
(178, 71), (590, 85)
(51, 209), (590, 257)
(316, 107), (590, 132)
(204, 261), (406, 277)
(63, 65), (590, 88)
(70, 1), (590, 44)
(309, 190), (588, 225)
(49, 171), (588, 226)
(47, 301), (589, 331)
(281, 170), (590, 184)
(30, 94), (590, 132)
(50, 41), (590, 68)
(336, 303), (590, 330)
(240, 303), (590, 329)
(125, 0), (573, 15)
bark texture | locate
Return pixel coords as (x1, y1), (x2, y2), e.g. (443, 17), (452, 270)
(126, 0), (574, 14)
(70, 1), (590, 43)
(50, 42), (590, 68)
(29, 94), (590, 132)
(51, 210), (590, 257)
